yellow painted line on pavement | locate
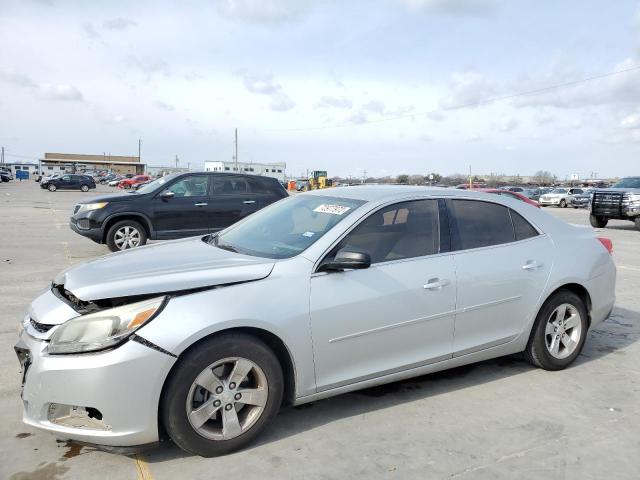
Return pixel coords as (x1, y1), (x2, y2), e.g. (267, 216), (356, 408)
(135, 454), (153, 480)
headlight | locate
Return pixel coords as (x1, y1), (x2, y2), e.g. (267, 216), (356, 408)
(77, 202), (108, 213)
(48, 296), (166, 354)
(628, 194), (640, 204)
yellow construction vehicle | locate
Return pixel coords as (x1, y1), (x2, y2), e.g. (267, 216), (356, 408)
(307, 170), (332, 190)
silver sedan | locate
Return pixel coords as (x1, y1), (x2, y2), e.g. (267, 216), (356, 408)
(15, 186), (616, 456)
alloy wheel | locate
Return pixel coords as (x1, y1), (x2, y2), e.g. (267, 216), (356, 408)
(545, 303), (582, 359)
(114, 225), (141, 249)
(186, 357), (268, 441)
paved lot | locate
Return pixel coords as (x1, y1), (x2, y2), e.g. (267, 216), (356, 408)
(1, 180), (638, 480)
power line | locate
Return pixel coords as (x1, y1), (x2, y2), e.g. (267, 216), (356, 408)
(260, 64), (640, 132)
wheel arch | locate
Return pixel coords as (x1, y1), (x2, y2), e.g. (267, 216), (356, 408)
(534, 282), (593, 332)
(156, 326), (297, 438)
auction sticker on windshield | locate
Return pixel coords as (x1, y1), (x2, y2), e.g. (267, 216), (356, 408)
(313, 204), (351, 215)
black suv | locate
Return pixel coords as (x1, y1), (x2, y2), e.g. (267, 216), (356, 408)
(42, 174), (96, 192)
(70, 172), (288, 251)
(590, 177), (640, 231)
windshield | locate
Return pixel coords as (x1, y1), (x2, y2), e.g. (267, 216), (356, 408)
(135, 175), (176, 194)
(212, 195), (366, 259)
(613, 177), (640, 189)
(551, 188), (568, 194)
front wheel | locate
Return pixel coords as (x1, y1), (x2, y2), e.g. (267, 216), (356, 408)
(161, 333), (284, 457)
(559, 199), (567, 208)
(525, 290), (588, 370)
(48, 184), (56, 192)
(81, 185), (89, 192)
(105, 220), (147, 252)
(590, 214), (608, 228)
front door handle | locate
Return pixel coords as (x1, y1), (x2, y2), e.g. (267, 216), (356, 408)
(522, 260), (543, 271)
(194, 202), (208, 207)
(243, 200), (256, 204)
(423, 278), (450, 290)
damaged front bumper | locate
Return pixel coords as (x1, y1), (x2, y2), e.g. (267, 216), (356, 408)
(16, 324), (176, 446)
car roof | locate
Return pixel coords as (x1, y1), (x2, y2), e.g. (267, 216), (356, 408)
(304, 185), (516, 202)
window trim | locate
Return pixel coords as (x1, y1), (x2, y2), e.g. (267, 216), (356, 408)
(314, 197), (449, 274)
(445, 198), (543, 253)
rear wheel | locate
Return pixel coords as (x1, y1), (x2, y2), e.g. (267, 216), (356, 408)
(105, 219), (147, 252)
(590, 214), (608, 228)
(48, 184), (56, 192)
(525, 291), (588, 370)
(161, 333), (284, 457)
(81, 185), (89, 192)
(559, 199), (567, 208)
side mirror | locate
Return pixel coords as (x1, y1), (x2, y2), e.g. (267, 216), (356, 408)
(322, 248), (371, 272)
(160, 191), (175, 200)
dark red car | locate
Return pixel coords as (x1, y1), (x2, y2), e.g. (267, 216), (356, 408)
(474, 188), (541, 208)
(118, 175), (150, 189)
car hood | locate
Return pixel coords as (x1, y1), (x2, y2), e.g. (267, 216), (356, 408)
(54, 237), (275, 301)
(79, 192), (144, 204)
(594, 188), (640, 194)
(541, 193), (566, 198)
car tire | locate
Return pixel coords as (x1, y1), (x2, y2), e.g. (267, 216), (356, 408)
(589, 215), (608, 228)
(635, 217), (640, 231)
(524, 290), (588, 371)
(81, 185), (89, 192)
(48, 184), (56, 192)
(161, 332), (284, 457)
(559, 199), (567, 208)
(105, 219), (148, 252)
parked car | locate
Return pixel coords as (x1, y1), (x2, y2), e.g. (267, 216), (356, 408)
(100, 173), (118, 184)
(538, 187), (585, 208)
(108, 176), (124, 187)
(17, 186), (615, 457)
(503, 186), (525, 193)
(0, 170), (12, 182)
(118, 175), (150, 189)
(41, 174), (96, 192)
(475, 188), (541, 208)
(590, 176), (640, 230)
(571, 189), (594, 209)
(70, 172), (288, 251)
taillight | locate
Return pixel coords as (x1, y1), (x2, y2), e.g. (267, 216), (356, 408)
(597, 237), (613, 254)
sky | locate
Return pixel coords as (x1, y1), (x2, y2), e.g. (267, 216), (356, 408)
(1, 0), (640, 179)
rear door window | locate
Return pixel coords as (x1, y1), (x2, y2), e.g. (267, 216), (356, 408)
(449, 200), (515, 250)
(510, 210), (539, 241)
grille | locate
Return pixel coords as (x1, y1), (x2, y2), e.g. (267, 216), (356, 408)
(77, 218), (90, 230)
(592, 192), (624, 214)
(30, 317), (55, 333)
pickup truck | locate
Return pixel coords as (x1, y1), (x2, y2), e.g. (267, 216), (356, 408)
(590, 177), (640, 230)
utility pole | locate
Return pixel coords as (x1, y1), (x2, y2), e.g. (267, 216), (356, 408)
(138, 139), (141, 162)
(1, 146), (4, 164)
(234, 128), (238, 172)
(469, 165), (472, 189)
(175, 155), (179, 168)
(362, 169), (367, 184)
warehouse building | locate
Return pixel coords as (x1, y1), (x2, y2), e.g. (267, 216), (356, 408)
(39, 153), (146, 175)
(204, 161), (286, 182)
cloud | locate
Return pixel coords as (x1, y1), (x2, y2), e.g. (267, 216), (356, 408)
(214, 0), (318, 25)
(0, 68), (83, 102)
(620, 113), (640, 129)
(426, 111), (445, 122)
(348, 111), (368, 124)
(238, 71), (296, 111)
(83, 23), (101, 39)
(397, 0), (498, 16)
(38, 84), (84, 101)
(103, 17), (138, 30)
(363, 99), (386, 114)
(499, 117), (518, 132)
(316, 95), (353, 109)
(127, 56), (171, 77)
(155, 101), (175, 111)
(439, 71), (498, 109)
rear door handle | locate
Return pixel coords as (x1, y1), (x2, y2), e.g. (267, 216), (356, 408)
(424, 278), (450, 290)
(194, 203), (208, 207)
(243, 200), (256, 204)
(522, 261), (543, 271)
